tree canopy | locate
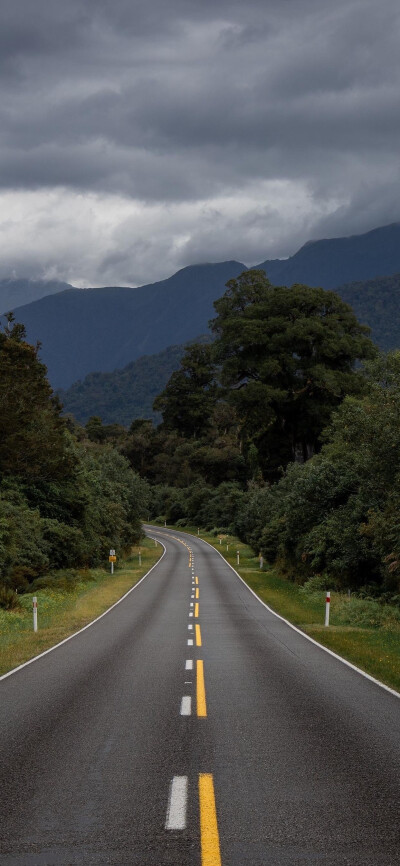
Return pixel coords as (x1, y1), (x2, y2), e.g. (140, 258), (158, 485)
(210, 270), (376, 475)
(0, 318), (150, 598)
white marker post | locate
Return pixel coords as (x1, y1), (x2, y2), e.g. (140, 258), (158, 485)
(236, 550), (240, 565)
(33, 596), (38, 632)
(325, 591), (331, 626)
(138, 547), (142, 566)
(259, 555), (264, 569)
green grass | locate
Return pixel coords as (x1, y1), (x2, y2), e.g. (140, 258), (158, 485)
(0, 537), (162, 676)
(165, 524), (400, 693)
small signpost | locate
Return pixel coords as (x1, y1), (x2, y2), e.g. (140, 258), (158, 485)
(109, 549), (117, 574)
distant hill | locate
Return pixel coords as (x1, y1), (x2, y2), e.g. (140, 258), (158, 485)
(59, 343), (186, 426)
(257, 223), (400, 289)
(0, 278), (73, 313)
(336, 273), (400, 352)
(60, 273), (400, 429)
(9, 261), (246, 389)
(6, 223), (400, 390)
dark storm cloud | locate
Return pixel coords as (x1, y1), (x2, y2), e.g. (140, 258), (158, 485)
(0, 0), (399, 284)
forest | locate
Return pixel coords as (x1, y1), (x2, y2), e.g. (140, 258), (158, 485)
(125, 271), (400, 602)
(2, 270), (400, 608)
(0, 315), (149, 608)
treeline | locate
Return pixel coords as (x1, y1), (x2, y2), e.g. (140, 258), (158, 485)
(0, 317), (149, 606)
(59, 343), (186, 425)
(5, 268), (400, 607)
(113, 270), (400, 601)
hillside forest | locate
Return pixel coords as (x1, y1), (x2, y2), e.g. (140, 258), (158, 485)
(2, 271), (400, 608)
(0, 315), (149, 608)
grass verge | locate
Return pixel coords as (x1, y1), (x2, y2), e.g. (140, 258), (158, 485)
(163, 524), (400, 694)
(0, 537), (162, 676)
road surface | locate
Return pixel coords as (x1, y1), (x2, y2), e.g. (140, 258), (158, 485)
(0, 526), (399, 865)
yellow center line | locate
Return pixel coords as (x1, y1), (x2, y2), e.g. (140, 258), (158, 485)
(195, 576), (199, 585)
(195, 587), (199, 599)
(199, 774), (221, 866)
(195, 624), (202, 646)
(195, 602), (199, 618)
(196, 660), (207, 717)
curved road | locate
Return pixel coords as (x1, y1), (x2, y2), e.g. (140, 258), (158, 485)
(0, 527), (399, 865)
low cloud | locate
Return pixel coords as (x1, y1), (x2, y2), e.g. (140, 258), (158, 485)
(0, 0), (399, 285)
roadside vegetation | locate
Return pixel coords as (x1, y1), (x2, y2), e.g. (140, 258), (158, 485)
(164, 527), (400, 692)
(2, 270), (399, 688)
(0, 538), (161, 675)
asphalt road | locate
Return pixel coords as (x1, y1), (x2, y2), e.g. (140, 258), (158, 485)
(0, 526), (399, 865)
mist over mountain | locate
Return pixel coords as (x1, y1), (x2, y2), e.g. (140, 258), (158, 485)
(5, 223), (400, 391)
(0, 278), (73, 314)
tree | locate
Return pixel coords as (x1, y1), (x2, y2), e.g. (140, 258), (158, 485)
(211, 270), (376, 477)
(153, 342), (217, 438)
(232, 352), (400, 595)
(0, 316), (72, 482)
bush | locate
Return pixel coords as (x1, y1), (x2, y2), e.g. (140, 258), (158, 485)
(299, 574), (338, 595)
(31, 569), (93, 593)
(0, 585), (21, 610)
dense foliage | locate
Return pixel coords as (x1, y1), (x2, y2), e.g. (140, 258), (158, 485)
(0, 318), (149, 602)
(211, 270), (375, 476)
(60, 343), (186, 425)
(5, 265), (400, 606)
(234, 354), (400, 599)
(120, 271), (399, 601)
(57, 273), (400, 431)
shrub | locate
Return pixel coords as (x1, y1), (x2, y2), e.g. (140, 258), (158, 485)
(0, 585), (21, 610)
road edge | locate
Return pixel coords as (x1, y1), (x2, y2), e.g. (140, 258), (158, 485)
(0, 541), (166, 683)
(164, 527), (400, 700)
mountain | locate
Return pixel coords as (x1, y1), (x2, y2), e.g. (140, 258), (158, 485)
(0, 278), (73, 313)
(60, 273), (400, 429)
(59, 343), (186, 426)
(7, 223), (400, 391)
(9, 261), (246, 389)
(257, 223), (400, 289)
(336, 273), (400, 352)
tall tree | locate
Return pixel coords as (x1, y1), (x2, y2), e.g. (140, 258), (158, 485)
(153, 342), (217, 438)
(0, 316), (72, 482)
(210, 270), (376, 476)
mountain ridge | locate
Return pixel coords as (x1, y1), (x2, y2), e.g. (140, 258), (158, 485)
(10, 261), (246, 388)
(60, 272), (400, 428)
(4, 222), (400, 390)
(256, 222), (400, 288)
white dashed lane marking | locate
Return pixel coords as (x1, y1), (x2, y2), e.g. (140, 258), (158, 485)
(180, 696), (191, 716)
(165, 776), (188, 830)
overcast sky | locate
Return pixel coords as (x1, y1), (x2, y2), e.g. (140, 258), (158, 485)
(0, 0), (399, 287)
